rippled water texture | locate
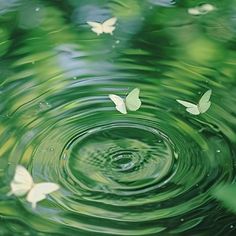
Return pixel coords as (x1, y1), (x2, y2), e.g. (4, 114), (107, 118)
(0, 0), (236, 235)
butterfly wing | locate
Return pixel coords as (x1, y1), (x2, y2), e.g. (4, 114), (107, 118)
(109, 94), (127, 114)
(87, 21), (103, 35)
(199, 4), (215, 14)
(9, 165), (34, 197)
(102, 17), (117, 35)
(188, 7), (201, 15)
(26, 182), (60, 209)
(198, 90), (212, 113)
(176, 99), (200, 115)
(125, 88), (141, 111)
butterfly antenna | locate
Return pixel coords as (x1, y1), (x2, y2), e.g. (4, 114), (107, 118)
(125, 87), (130, 96)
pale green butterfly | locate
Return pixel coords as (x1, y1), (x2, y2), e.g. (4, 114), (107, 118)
(8, 165), (60, 209)
(176, 90), (212, 115)
(109, 88), (141, 114)
(188, 4), (215, 16)
(87, 17), (117, 36)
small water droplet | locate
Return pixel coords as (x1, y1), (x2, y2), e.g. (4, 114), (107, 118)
(230, 225), (234, 229)
(198, 91), (201, 94)
(73, 76), (77, 80)
(49, 147), (54, 151)
(196, 183), (199, 187)
(216, 149), (221, 153)
(180, 218), (184, 222)
(115, 40), (120, 44)
(112, 45), (115, 48)
(35, 7), (40, 12)
(39, 101), (51, 111)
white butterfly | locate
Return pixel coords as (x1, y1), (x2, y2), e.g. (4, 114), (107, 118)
(176, 90), (212, 115)
(109, 88), (141, 114)
(8, 165), (60, 209)
(188, 4), (215, 15)
(87, 17), (117, 35)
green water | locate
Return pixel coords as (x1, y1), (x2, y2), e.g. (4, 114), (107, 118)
(0, 0), (236, 235)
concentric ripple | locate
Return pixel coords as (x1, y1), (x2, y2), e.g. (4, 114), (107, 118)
(63, 124), (174, 194)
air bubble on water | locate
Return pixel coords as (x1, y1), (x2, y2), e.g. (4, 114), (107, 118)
(115, 40), (120, 44)
(180, 218), (184, 222)
(39, 101), (51, 111)
(216, 149), (221, 153)
(35, 7), (40, 12)
(230, 225), (234, 229)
